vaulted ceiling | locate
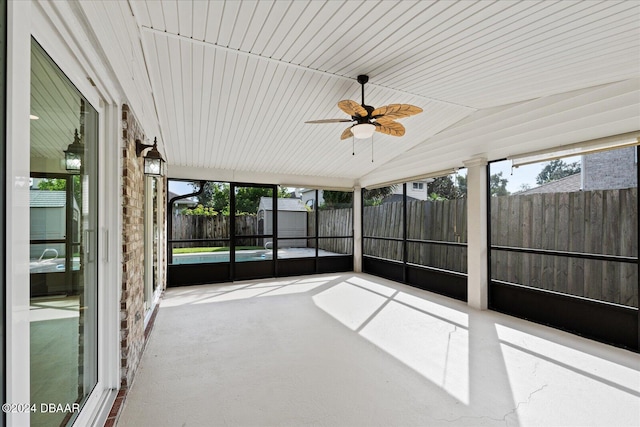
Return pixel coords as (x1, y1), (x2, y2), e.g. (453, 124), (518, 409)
(80, 0), (640, 189)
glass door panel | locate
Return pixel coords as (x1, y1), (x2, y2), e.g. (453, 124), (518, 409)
(233, 185), (274, 280)
(167, 180), (232, 286)
(30, 38), (98, 427)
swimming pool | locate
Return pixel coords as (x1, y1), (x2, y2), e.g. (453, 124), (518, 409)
(172, 251), (268, 264)
(29, 258), (81, 273)
(171, 248), (344, 264)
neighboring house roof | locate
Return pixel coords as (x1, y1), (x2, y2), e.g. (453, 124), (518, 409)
(30, 190), (80, 211)
(515, 173), (581, 195)
(30, 190), (67, 208)
(258, 197), (307, 212)
(168, 191), (197, 206)
(300, 189), (322, 198)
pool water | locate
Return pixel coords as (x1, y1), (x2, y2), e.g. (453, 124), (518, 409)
(29, 258), (81, 273)
(171, 248), (344, 265)
(172, 251), (268, 264)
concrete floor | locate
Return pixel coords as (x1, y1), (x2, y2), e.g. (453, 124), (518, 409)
(31, 296), (80, 427)
(118, 273), (640, 427)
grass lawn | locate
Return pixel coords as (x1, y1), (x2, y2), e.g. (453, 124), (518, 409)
(173, 246), (262, 254)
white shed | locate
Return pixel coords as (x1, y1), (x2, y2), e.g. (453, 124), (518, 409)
(29, 190), (80, 259)
(257, 197), (308, 248)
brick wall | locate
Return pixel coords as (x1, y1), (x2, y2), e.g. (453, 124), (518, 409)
(120, 104), (166, 387)
(583, 147), (638, 190)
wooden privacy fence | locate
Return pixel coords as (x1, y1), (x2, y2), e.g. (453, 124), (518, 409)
(491, 188), (637, 307)
(172, 209), (354, 251)
(307, 209), (354, 254)
(361, 189), (637, 307)
(171, 214), (258, 247)
(363, 199), (467, 272)
(170, 188), (638, 307)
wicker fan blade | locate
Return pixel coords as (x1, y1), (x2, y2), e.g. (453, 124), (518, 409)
(305, 119), (354, 124)
(372, 104), (423, 120)
(341, 126), (354, 140)
(375, 120), (405, 137)
(375, 116), (396, 124)
(338, 100), (368, 118)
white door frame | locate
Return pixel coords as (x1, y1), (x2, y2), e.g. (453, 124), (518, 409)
(5, 1), (122, 425)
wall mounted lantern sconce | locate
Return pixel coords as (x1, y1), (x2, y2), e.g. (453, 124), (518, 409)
(64, 129), (83, 172)
(136, 137), (165, 176)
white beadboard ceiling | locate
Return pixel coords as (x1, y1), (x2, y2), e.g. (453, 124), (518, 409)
(31, 39), (89, 166)
(111, 0), (639, 188)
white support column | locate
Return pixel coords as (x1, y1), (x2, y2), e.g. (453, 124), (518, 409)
(353, 186), (362, 272)
(464, 158), (488, 310)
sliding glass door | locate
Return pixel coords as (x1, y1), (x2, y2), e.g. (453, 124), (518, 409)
(30, 38), (98, 427)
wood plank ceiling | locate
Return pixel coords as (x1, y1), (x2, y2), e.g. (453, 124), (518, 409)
(31, 39), (85, 164)
(120, 0), (639, 188)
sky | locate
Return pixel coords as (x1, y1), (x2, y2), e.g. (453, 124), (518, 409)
(490, 160), (546, 193)
(490, 156), (580, 193)
(168, 180), (197, 196)
(168, 156), (581, 197)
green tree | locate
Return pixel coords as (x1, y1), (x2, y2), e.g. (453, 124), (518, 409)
(321, 191), (353, 209)
(191, 182), (289, 214)
(206, 182), (231, 213)
(37, 177), (82, 207)
(536, 159), (581, 185)
(182, 204), (218, 216)
(235, 186), (289, 214)
(427, 193), (446, 201)
(490, 172), (509, 196)
(455, 173), (509, 197)
(363, 185), (397, 206)
(429, 176), (463, 200)
(190, 182), (228, 212)
(455, 174), (467, 195)
(37, 178), (66, 191)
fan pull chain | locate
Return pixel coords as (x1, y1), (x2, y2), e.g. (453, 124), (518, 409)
(352, 135), (355, 156)
(371, 135), (374, 162)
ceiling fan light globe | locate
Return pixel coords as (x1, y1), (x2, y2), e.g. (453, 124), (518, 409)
(352, 123), (375, 139)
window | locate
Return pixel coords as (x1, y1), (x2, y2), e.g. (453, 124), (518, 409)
(412, 182), (424, 190)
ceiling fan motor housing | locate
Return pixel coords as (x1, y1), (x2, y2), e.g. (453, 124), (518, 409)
(354, 105), (375, 123)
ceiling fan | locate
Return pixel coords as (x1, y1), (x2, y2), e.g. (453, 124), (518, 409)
(305, 75), (423, 140)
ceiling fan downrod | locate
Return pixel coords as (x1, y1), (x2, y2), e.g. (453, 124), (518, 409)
(357, 74), (369, 107)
